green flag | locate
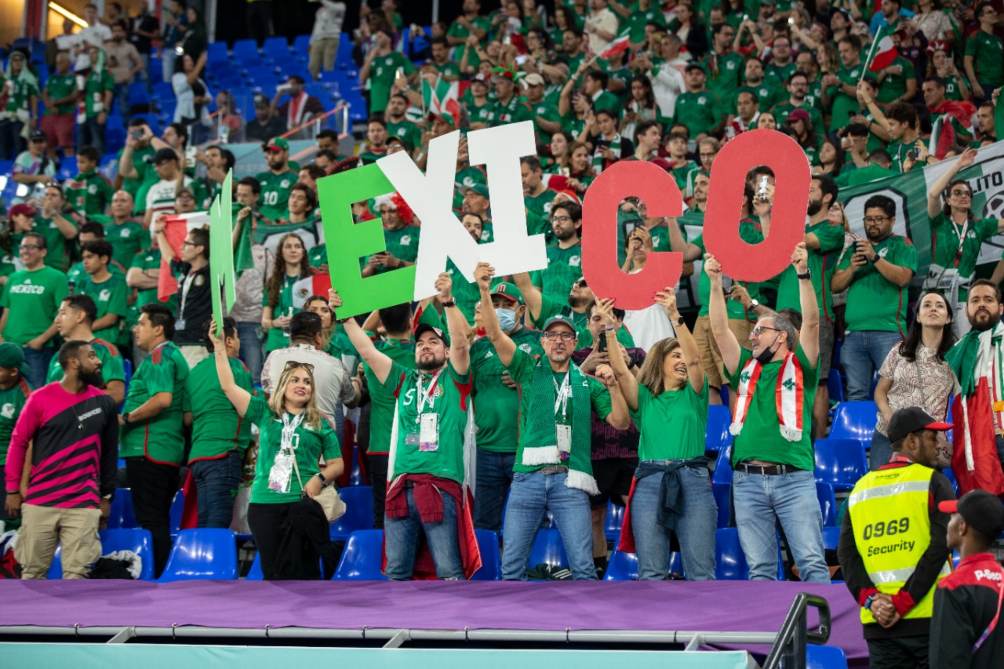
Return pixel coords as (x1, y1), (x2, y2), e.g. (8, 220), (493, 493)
(210, 170), (237, 336)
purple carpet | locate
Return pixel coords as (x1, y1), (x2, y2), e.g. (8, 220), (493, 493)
(0, 580), (866, 661)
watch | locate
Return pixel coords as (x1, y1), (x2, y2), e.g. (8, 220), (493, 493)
(441, 299), (456, 308)
(315, 472), (327, 485)
(797, 270), (811, 280)
(121, 412), (132, 426)
(749, 299), (760, 310)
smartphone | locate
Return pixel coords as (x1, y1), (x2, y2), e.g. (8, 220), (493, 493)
(129, 129), (143, 140)
(598, 335), (608, 352)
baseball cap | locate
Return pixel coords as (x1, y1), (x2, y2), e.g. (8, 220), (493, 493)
(0, 342), (25, 370)
(886, 407), (952, 444)
(472, 72), (490, 85)
(524, 73), (545, 86)
(153, 147), (179, 164)
(29, 129), (46, 142)
(415, 322), (447, 344)
(9, 203), (36, 219)
(264, 137), (289, 152)
(938, 490), (1004, 540)
(684, 63), (706, 74)
(253, 93), (270, 109)
(464, 183), (489, 199)
(787, 108), (811, 124)
(492, 282), (524, 306)
(542, 314), (577, 333)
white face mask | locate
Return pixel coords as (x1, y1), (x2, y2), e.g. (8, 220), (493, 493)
(496, 308), (518, 333)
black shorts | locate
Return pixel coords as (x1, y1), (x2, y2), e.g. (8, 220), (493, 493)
(589, 457), (638, 508)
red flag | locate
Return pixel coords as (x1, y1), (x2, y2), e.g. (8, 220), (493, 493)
(600, 33), (631, 60)
(868, 28), (899, 72)
(952, 384), (1004, 496)
(156, 212), (210, 302)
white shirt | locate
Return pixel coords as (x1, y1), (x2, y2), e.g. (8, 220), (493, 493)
(261, 343), (356, 430)
(651, 59), (687, 117)
(585, 8), (618, 54)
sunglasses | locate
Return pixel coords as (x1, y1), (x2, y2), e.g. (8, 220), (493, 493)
(283, 360), (315, 373)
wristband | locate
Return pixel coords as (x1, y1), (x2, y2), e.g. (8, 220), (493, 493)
(441, 299), (456, 308)
(796, 271), (811, 280)
(122, 412), (132, 426)
(315, 472), (327, 485)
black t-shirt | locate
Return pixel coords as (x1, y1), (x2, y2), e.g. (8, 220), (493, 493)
(130, 15), (159, 54)
(172, 262), (212, 346)
(245, 116), (288, 144)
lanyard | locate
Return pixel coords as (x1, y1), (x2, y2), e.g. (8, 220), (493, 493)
(280, 412), (304, 452)
(974, 578), (1004, 653)
(553, 372), (571, 421)
(178, 268), (199, 317)
(949, 218), (969, 269)
(416, 369), (443, 415)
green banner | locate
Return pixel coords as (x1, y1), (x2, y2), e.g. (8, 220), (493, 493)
(210, 170), (237, 335)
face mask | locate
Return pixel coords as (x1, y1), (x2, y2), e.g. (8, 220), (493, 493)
(755, 335), (780, 364)
(496, 308), (517, 333)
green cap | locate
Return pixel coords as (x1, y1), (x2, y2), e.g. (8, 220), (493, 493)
(264, 136), (289, 152)
(492, 282), (524, 305)
(542, 314), (577, 333)
(465, 182), (489, 198)
(0, 342), (24, 369)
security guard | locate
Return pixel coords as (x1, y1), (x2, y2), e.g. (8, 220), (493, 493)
(837, 406), (956, 669)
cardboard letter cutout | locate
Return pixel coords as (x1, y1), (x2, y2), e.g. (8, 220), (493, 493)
(581, 161), (684, 309)
(209, 170), (237, 335)
(317, 163), (415, 318)
(703, 129), (811, 281)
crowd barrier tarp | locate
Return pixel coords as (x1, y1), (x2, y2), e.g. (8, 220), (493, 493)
(0, 579), (867, 662)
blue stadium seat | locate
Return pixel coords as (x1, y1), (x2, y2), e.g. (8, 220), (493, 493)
(58, 155), (76, 180)
(232, 39), (261, 63)
(528, 527), (568, 569)
(712, 481), (731, 528)
(169, 489), (184, 533)
(247, 551), (264, 580)
(943, 467), (958, 495)
(807, 644), (848, 669)
(472, 529), (501, 580)
(108, 487), (137, 529)
(822, 526), (840, 552)
(334, 529), (388, 580)
(292, 35), (311, 53)
(827, 368), (845, 404)
(263, 36), (291, 57)
(206, 41), (229, 64)
(336, 34), (353, 66)
(604, 501), (623, 543)
(329, 485), (374, 541)
(816, 481), (837, 526)
(100, 528), (155, 580)
(0, 159), (12, 175)
(159, 528), (238, 581)
(715, 528), (749, 580)
(47, 547), (62, 579)
(829, 401), (877, 445)
(603, 551), (684, 581)
(814, 439), (868, 492)
(706, 404), (732, 453)
(123, 358), (133, 385)
(305, 82), (333, 105)
(711, 444), (732, 485)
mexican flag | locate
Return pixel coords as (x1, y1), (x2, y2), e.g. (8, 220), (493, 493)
(599, 30), (631, 59)
(290, 273), (332, 309)
(157, 211), (210, 302)
(422, 76), (461, 126)
(928, 100), (976, 159)
(866, 25), (898, 73)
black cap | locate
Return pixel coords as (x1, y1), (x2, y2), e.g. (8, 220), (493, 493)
(939, 490), (1004, 540)
(29, 129), (46, 142)
(887, 407), (952, 444)
(415, 323), (448, 345)
(153, 148), (179, 164)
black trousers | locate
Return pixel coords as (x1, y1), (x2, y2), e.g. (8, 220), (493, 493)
(125, 457), (179, 577)
(366, 453), (389, 529)
(866, 634), (929, 669)
(248, 499), (337, 580)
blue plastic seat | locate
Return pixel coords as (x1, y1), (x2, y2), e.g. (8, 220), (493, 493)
(99, 528), (155, 580)
(603, 550), (683, 581)
(706, 404), (732, 453)
(329, 485), (374, 541)
(715, 527), (750, 580)
(169, 489), (184, 533)
(816, 481), (837, 526)
(712, 481), (731, 528)
(246, 551), (264, 580)
(807, 644), (848, 669)
(711, 444), (733, 485)
(822, 526), (841, 552)
(263, 36), (291, 56)
(232, 39), (260, 63)
(292, 35), (311, 53)
(814, 439), (868, 492)
(528, 527), (568, 569)
(826, 368), (845, 404)
(58, 155), (76, 180)
(159, 528), (238, 581)
(107, 488), (137, 529)
(829, 401), (877, 445)
(604, 501), (624, 543)
(206, 41), (229, 64)
(471, 529), (501, 580)
(334, 529), (388, 580)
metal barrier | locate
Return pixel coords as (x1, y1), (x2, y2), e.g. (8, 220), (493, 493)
(763, 592), (832, 669)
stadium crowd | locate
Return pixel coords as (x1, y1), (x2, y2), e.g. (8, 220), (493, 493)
(1, 0), (1004, 662)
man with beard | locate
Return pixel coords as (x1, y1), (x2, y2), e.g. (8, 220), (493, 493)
(46, 295), (126, 405)
(384, 93), (422, 152)
(333, 275), (479, 580)
(4, 340), (119, 578)
(832, 195), (917, 401)
(945, 280), (1004, 495)
(534, 202), (585, 304)
(256, 137), (298, 223)
(477, 262), (629, 580)
(707, 244), (830, 583)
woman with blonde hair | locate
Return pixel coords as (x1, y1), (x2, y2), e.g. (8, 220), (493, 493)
(604, 291), (717, 580)
(211, 321), (343, 579)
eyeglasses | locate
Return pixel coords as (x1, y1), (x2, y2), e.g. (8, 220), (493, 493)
(863, 216), (890, 224)
(949, 190), (971, 197)
(751, 325), (780, 337)
(551, 215), (573, 224)
(19, 244), (42, 251)
(181, 240), (199, 247)
(543, 331), (576, 341)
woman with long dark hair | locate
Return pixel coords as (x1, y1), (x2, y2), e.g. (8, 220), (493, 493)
(262, 233), (313, 354)
(871, 291), (956, 469)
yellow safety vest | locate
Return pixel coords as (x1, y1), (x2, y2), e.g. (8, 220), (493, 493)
(847, 463), (950, 625)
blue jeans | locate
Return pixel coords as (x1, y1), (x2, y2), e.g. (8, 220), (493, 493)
(869, 431), (893, 471)
(384, 487), (463, 580)
(236, 321), (263, 385)
(501, 471), (596, 580)
(474, 450), (515, 532)
(190, 450), (243, 528)
(732, 469), (829, 582)
(842, 330), (901, 401)
(631, 463), (717, 580)
(22, 346), (54, 389)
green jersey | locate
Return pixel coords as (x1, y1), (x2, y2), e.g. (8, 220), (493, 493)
(470, 329), (544, 453)
(837, 234), (917, 333)
(690, 224), (760, 319)
(633, 382), (708, 461)
(363, 337), (415, 454)
(381, 360), (471, 484)
(46, 337), (125, 387)
(255, 168), (297, 222)
(487, 94), (533, 125)
(21, 216), (69, 271)
(187, 356), (254, 462)
(0, 378), (32, 466)
(44, 73), (77, 115)
(90, 215), (146, 268)
(79, 273), (129, 343)
(263, 274), (301, 353)
(246, 395), (341, 504)
(828, 62), (865, 131)
(533, 242), (583, 304)
(875, 56), (916, 105)
(366, 51), (414, 114)
(83, 68), (114, 118)
(964, 30), (1004, 88)
(365, 224), (419, 270)
(117, 145), (156, 209)
(674, 90), (718, 137)
(726, 344), (817, 470)
(64, 170), (114, 217)
(929, 214), (1000, 298)
(0, 266), (68, 345)
(771, 100), (824, 134)
(703, 51), (745, 97)
(386, 119), (423, 151)
(120, 341), (190, 464)
(2, 72), (39, 116)
(775, 219), (846, 318)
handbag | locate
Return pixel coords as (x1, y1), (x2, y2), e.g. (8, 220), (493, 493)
(291, 455), (347, 522)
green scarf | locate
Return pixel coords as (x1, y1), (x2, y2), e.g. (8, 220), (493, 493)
(517, 361), (597, 494)
(946, 323), (1004, 398)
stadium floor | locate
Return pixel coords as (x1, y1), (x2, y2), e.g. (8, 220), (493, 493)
(0, 579), (865, 663)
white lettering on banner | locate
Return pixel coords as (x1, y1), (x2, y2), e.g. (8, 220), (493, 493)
(377, 122), (548, 301)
